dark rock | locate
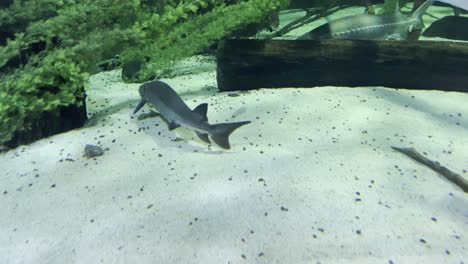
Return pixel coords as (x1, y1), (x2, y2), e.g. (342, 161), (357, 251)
(122, 60), (144, 82)
(85, 144), (104, 158)
(423, 16), (468, 41)
(4, 97), (88, 149)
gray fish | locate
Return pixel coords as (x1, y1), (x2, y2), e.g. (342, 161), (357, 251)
(298, 0), (434, 40)
(134, 80), (250, 149)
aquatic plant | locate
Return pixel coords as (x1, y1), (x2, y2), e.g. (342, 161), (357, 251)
(0, 0), (290, 146)
(127, 0), (291, 79)
(0, 48), (88, 144)
(0, 0), (74, 39)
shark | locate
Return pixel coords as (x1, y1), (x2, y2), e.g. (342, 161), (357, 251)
(297, 0), (436, 40)
(133, 80), (251, 149)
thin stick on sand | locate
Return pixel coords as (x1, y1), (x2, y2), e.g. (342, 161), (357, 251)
(392, 146), (468, 193)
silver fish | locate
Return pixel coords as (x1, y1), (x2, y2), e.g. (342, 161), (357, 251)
(298, 0), (434, 40)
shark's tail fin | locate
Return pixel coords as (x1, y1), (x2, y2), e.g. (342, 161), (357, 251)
(411, 0), (434, 20)
(408, 0), (435, 31)
(210, 121), (251, 149)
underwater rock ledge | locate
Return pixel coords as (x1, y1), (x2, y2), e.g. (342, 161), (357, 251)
(3, 96), (87, 150)
(216, 39), (468, 91)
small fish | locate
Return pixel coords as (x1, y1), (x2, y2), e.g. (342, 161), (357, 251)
(134, 81), (250, 149)
(298, 0), (434, 40)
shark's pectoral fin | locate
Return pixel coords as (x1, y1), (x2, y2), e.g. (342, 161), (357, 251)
(196, 132), (211, 144)
(168, 121), (181, 130)
(386, 33), (404, 40)
(192, 103), (208, 122)
(137, 110), (160, 121)
(133, 99), (147, 114)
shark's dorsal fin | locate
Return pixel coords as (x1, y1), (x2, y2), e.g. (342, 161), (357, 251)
(395, 0), (401, 14)
(192, 103), (208, 122)
(168, 121), (180, 130)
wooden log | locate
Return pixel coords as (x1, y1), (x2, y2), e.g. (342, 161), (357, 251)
(216, 39), (468, 92)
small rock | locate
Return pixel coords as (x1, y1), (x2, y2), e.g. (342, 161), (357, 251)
(85, 144), (104, 158)
(122, 60), (143, 81)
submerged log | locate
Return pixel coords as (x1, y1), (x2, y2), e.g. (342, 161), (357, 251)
(216, 39), (468, 92)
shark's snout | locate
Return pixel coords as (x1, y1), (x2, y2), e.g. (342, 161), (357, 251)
(134, 85), (148, 115)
